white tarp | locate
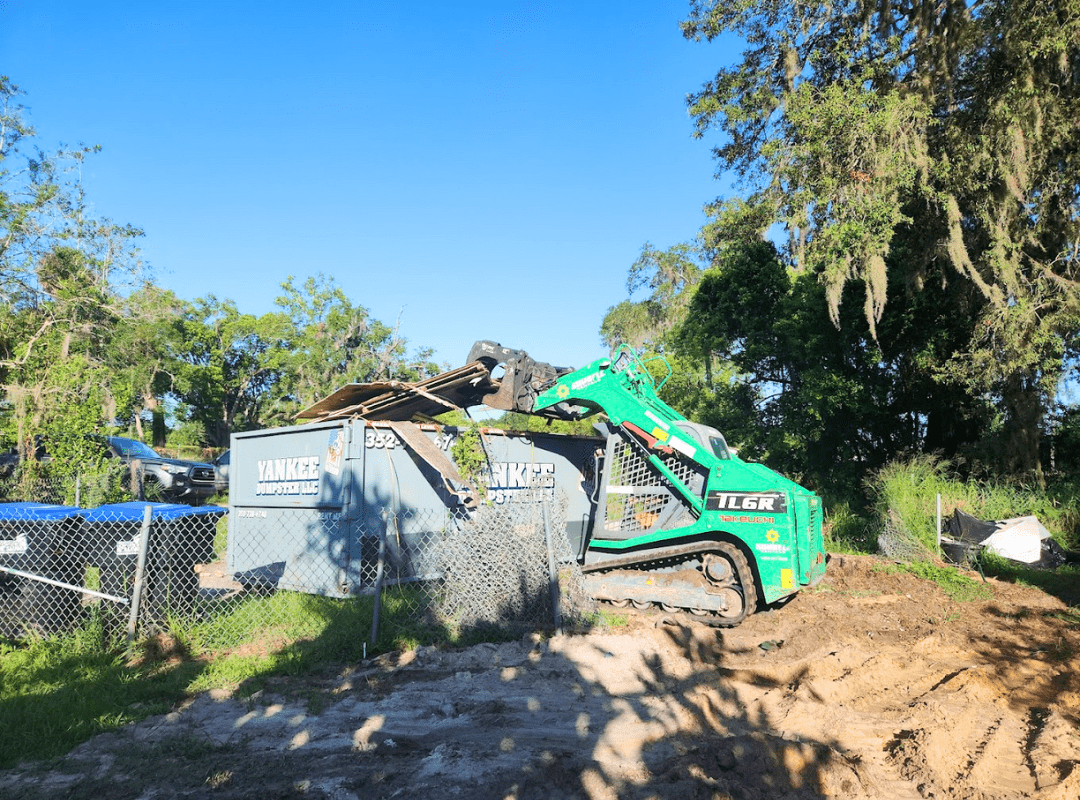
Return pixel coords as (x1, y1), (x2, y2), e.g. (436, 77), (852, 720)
(944, 509), (1057, 566)
(978, 516), (1052, 564)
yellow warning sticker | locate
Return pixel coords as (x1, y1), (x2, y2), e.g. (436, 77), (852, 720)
(651, 427), (670, 442)
(780, 569), (794, 589)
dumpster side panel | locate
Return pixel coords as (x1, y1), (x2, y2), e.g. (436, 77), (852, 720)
(228, 422), (357, 596)
(230, 421), (353, 509)
(477, 429), (600, 558)
(227, 421), (600, 598)
(352, 424), (599, 593)
(355, 424), (455, 592)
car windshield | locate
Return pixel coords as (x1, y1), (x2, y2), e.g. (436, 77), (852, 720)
(109, 437), (160, 460)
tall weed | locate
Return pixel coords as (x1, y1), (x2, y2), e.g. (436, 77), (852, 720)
(823, 502), (874, 553)
(865, 455), (1080, 557)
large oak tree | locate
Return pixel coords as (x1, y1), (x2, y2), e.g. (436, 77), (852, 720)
(682, 0), (1080, 477)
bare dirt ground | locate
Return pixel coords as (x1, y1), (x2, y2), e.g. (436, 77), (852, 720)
(3, 554), (1080, 800)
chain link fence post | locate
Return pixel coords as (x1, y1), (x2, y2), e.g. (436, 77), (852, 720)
(370, 514), (387, 645)
(542, 494), (562, 635)
(125, 505), (153, 649)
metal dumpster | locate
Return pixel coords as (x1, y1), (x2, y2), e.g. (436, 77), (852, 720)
(228, 419), (600, 597)
(79, 502), (226, 616)
(0, 502), (83, 636)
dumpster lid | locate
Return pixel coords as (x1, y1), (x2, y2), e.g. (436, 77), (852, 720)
(81, 502), (227, 522)
(0, 502), (82, 520)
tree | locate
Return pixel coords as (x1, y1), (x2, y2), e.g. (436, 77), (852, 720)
(168, 276), (442, 445)
(269, 274), (438, 420)
(600, 242), (705, 352)
(675, 239), (993, 500)
(169, 296), (286, 447)
(682, 0), (1080, 477)
(107, 285), (188, 445)
(0, 78), (147, 455)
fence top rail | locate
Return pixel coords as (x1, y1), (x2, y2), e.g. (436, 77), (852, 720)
(80, 502), (228, 522)
(0, 501), (229, 522)
(0, 502), (83, 520)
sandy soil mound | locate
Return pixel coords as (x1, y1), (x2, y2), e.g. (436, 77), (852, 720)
(2, 554), (1078, 799)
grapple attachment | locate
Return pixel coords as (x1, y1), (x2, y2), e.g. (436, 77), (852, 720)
(466, 341), (571, 415)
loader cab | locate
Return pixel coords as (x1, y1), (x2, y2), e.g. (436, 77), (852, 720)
(673, 421), (732, 461)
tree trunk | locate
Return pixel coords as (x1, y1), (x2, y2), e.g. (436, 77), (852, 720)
(152, 407), (167, 448)
(1001, 373), (1045, 487)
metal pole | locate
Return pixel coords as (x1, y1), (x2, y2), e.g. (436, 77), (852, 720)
(0, 564), (128, 604)
(126, 505), (153, 648)
(75, 474), (81, 508)
(370, 520), (386, 645)
(936, 493), (942, 554)
(542, 494), (562, 635)
(370, 449), (400, 647)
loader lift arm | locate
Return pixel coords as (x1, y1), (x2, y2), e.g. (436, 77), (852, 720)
(469, 341), (711, 514)
(469, 340), (679, 426)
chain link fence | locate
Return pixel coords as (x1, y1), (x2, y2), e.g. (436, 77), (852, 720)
(1, 470), (589, 654)
(876, 509), (937, 563)
(0, 469), (72, 507)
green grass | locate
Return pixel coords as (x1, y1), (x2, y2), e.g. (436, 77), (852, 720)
(823, 502), (875, 553)
(579, 607), (631, 628)
(875, 560), (994, 602)
(0, 617), (200, 769)
(0, 581), (576, 770)
(898, 561), (994, 602)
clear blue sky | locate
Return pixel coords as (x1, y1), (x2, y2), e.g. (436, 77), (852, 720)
(2, 1), (737, 371)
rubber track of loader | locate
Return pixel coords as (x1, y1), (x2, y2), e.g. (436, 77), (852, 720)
(585, 540), (758, 627)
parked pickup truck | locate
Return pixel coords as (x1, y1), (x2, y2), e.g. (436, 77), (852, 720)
(102, 436), (218, 505)
(0, 435), (218, 505)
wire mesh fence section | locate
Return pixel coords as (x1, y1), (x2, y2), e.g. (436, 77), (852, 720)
(227, 508), (350, 597)
(209, 491), (588, 649)
(0, 505), (86, 638)
(0, 466), (187, 509)
(0, 502), (230, 642)
(424, 490), (582, 633)
(0, 471), (71, 507)
(876, 510), (934, 563)
(1, 483), (590, 653)
(131, 507), (226, 631)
